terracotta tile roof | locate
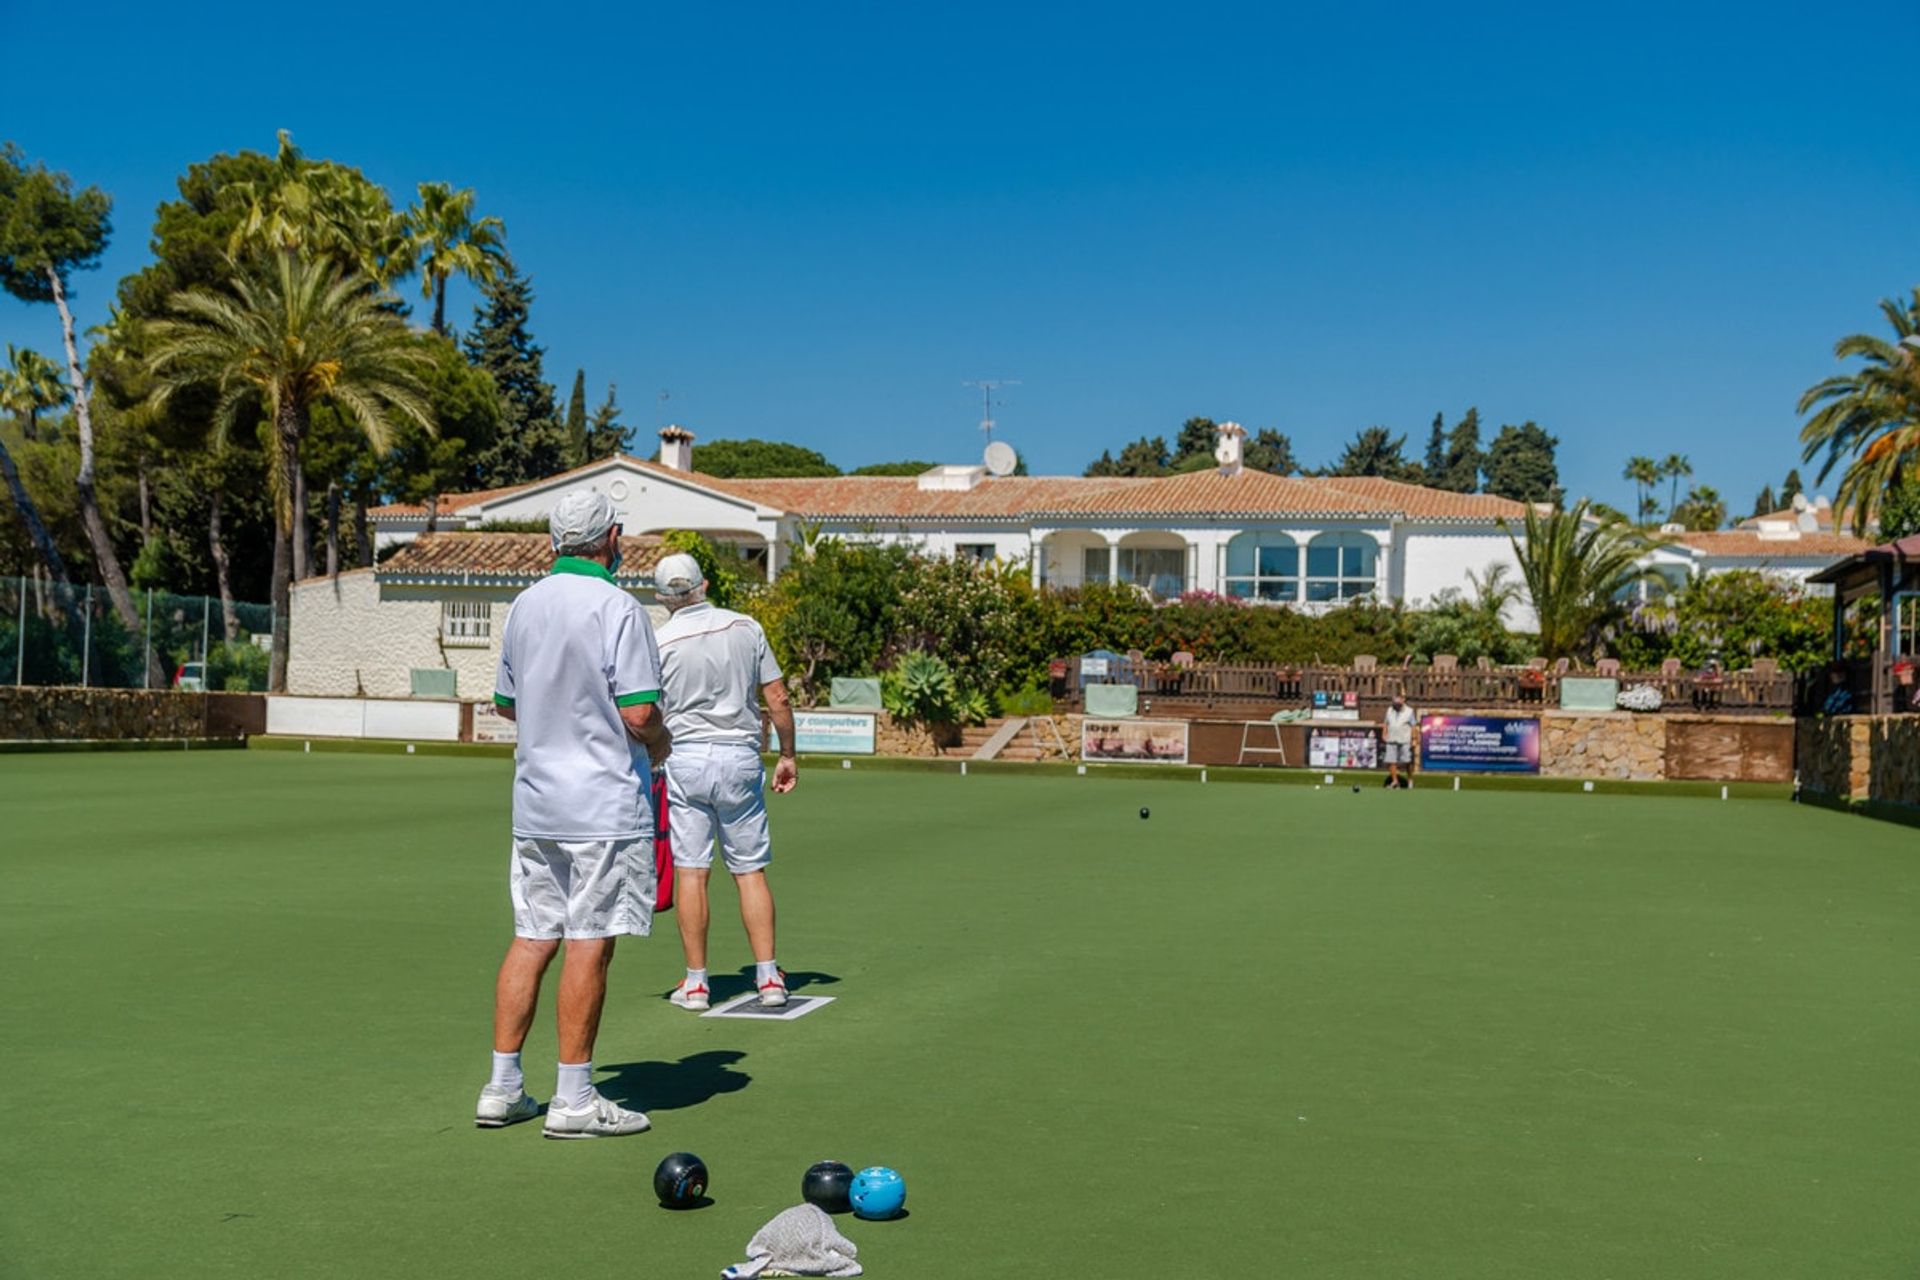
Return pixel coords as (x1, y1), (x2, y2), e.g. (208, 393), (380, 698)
(375, 532), (668, 584)
(1311, 476), (1531, 520)
(1668, 530), (1872, 558)
(718, 474), (1139, 520)
(365, 455), (776, 519)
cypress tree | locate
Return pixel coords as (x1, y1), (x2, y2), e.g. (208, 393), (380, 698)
(1483, 421), (1560, 503)
(1423, 412), (1446, 480)
(462, 259), (566, 486)
(564, 368), (588, 468)
(1438, 407), (1485, 492)
(584, 383), (629, 461)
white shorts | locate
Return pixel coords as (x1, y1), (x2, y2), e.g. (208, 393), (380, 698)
(509, 836), (656, 940)
(666, 742), (772, 875)
(1382, 740), (1413, 765)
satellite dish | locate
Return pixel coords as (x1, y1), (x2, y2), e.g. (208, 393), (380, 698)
(983, 440), (1018, 477)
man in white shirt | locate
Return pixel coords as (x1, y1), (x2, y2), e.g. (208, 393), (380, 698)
(1383, 690), (1417, 790)
(651, 552), (799, 1012)
(475, 490), (672, 1139)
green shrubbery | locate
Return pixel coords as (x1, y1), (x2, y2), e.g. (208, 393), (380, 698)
(1611, 570), (1831, 673)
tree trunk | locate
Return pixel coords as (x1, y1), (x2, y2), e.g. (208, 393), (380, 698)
(353, 482), (372, 568)
(291, 456), (309, 582)
(325, 477), (341, 579)
(138, 463), (152, 539)
(268, 408), (302, 692)
(48, 270), (142, 630)
(208, 486), (239, 642)
(0, 432), (72, 587)
(433, 274), (446, 336)
(425, 490), (439, 534)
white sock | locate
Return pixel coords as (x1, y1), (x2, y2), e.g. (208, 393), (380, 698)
(489, 1051), (523, 1093)
(756, 959), (780, 985)
(685, 967), (708, 989)
(555, 1061), (593, 1110)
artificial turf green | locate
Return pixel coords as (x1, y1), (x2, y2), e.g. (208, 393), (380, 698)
(1, 752), (1916, 1278)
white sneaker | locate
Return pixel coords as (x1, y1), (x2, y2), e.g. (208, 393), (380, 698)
(757, 970), (789, 1008)
(475, 1084), (540, 1128)
(542, 1090), (651, 1139)
(669, 979), (711, 1011)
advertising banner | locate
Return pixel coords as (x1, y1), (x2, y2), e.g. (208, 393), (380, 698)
(1308, 725), (1379, 769)
(1418, 714), (1541, 773)
(470, 701), (519, 744)
(769, 711), (877, 755)
(1081, 718), (1190, 765)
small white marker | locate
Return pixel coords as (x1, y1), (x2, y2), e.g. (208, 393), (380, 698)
(1323, 774), (1334, 785)
(1200, 769), (1207, 784)
(407, 743), (416, 755)
(960, 761), (967, 776)
(1077, 764), (1087, 776)
(1453, 776), (1460, 792)
(303, 740), (310, 754)
(1720, 785), (1728, 800)
(1583, 780), (1594, 792)
(841, 759), (851, 770)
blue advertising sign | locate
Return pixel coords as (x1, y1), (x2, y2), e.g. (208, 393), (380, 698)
(1418, 714), (1541, 774)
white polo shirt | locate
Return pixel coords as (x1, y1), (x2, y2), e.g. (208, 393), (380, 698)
(493, 557), (663, 839)
(1384, 702), (1417, 745)
(655, 603), (782, 746)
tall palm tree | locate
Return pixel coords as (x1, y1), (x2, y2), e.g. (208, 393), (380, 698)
(1798, 290), (1920, 535)
(1658, 454), (1692, 523)
(144, 252), (435, 690)
(225, 131), (414, 287)
(1502, 500), (1667, 660)
(0, 358), (71, 585)
(1622, 455), (1660, 525)
(405, 182), (507, 336)
(3, 344), (67, 439)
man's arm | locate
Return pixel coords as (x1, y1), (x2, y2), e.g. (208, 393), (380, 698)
(762, 677), (798, 793)
(620, 700), (672, 767)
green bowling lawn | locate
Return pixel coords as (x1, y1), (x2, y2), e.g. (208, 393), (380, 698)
(2, 749), (1916, 1278)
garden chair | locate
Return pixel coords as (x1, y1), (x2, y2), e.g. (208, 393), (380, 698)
(1595, 658), (1621, 677)
(1353, 655), (1377, 672)
(1432, 654), (1458, 671)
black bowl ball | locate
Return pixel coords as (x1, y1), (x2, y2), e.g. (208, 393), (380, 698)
(655, 1152), (709, 1208)
(802, 1160), (856, 1213)
(1351, 785), (1361, 793)
(1139, 807), (1150, 819)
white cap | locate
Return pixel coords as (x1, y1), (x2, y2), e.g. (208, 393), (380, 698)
(654, 552), (705, 597)
(548, 489), (617, 553)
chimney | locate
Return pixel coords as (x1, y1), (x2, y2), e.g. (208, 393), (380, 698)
(659, 425), (695, 473)
(1214, 421), (1247, 474)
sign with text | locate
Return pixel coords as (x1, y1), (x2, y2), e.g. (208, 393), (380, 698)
(1309, 725), (1379, 769)
(1419, 714), (1541, 773)
(769, 711), (877, 755)
(471, 701), (518, 744)
(1081, 718), (1190, 765)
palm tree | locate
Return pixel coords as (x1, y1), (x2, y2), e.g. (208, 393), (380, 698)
(0, 359), (71, 585)
(225, 131), (414, 287)
(1502, 500), (1667, 660)
(1658, 454), (1692, 523)
(1622, 455), (1660, 525)
(405, 182), (507, 336)
(3, 345), (67, 439)
(1798, 290), (1920, 535)
(144, 252), (435, 690)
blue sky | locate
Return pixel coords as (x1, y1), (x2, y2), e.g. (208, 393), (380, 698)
(5, 1), (1917, 514)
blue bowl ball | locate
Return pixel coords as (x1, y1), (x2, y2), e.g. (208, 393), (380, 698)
(849, 1166), (906, 1220)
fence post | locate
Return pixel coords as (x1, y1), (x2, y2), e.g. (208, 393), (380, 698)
(201, 595), (211, 664)
(82, 584), (92, 688)
(14, 576), (23, 687)
(144, 588), (154, 690)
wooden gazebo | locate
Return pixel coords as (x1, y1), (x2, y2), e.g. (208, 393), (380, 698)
(1808, 534), (1920, 714)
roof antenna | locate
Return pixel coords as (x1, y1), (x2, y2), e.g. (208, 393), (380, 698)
(963, 378), (1020, 443)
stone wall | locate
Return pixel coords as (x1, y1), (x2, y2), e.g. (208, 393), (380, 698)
(1868, 718), (1920, 809)
(0, 688), (265, 741)
(1795, 718), (1870, 801)
(1537, 712), (1668, 780)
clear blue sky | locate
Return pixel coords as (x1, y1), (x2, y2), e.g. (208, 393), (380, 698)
(5, 1), (1917, 514)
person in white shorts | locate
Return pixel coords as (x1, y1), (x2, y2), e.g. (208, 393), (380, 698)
(475, 489), (672, 1139)
(1383, 689), (1417, 790)
(652, 552), (799, 1011)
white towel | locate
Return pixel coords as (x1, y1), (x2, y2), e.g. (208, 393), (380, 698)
(720, 1203), (863, 1278)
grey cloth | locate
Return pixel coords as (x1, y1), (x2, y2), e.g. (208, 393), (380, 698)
(720, 1203), (862, 1278)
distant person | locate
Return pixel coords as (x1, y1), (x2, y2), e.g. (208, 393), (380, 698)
(1383, 690), (1417, 789)
(476, 490), (671, 1139)
(1820, 662), (1855, 715)
(652, 553), (798, 1013)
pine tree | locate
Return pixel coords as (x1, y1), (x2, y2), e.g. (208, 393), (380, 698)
(1438, 408), (1484, 493)
(1327, 427), (1423, 481)
(1423, 412), (1446, 478)
(1779, 468), (1804, 505)
(1750, 484), (1778, 520)
(564, 368), (588, 468)
(461, 260), (566, 486)
(584, 382), (628, 461)
(1483, 421), (1560, 503)
(1244, 428), (1298, 475)
(1173, 417), (1216, 465)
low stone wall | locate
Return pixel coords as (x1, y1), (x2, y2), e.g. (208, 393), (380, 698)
(1800, 716), (1920, 817)
(0, 688), (266, 741)
(1868, 719), (1920, 809)
(1537, 712), (1668, 780)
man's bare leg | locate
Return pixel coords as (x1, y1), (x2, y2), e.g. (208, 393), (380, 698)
(675, 867), (711, 971)
(735, 870), (776, 964)
(556, 937), (617, 1063)
(494, 937), (560, 1052)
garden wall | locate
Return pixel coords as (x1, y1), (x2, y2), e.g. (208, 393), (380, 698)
(1798, 717), (1920, 817)
(0, 688), (266, 741)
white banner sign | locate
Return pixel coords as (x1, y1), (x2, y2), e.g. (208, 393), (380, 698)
(769, 711), (877, 755)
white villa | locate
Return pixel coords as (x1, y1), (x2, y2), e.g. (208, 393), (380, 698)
(282, 422), (1867, 699)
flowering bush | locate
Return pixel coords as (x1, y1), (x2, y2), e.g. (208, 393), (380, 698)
(1617, 684), (1663, 712)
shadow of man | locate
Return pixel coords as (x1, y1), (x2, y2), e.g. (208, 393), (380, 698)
(597, 1049), (751, 1113)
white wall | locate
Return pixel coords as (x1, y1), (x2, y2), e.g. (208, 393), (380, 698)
(266, 695), (464, 741)
(1398, 526), (1532, 627)
(288, 571), (512, 699)
(481, 460), (783, 546)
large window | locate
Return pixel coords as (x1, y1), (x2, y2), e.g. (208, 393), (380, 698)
(1223, 532), (1298, 601)
(441, 600), (492, 645)
(1083, 547), (1111, 583)
(1118, 547), (1185, 597)
(1304, 533), (1378, 602)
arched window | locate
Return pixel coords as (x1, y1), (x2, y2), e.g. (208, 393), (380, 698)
(1223, 532), (1298, 601)
(1305, 532), (1378, 602)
